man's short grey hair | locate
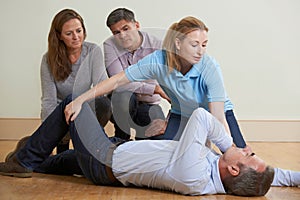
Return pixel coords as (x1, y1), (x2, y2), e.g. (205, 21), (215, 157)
(223, 164), (274, 196)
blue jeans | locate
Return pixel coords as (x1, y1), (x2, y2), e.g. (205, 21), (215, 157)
(151, 110), (246, 148)
(110, 91), (165, 140)
(151, 112), (189, 141)
(56, 96), (112, 154)
(17, 95), (124, 185)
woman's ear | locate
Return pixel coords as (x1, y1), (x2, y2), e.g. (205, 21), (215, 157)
(175, 38), (180, 51)
(227, 165), (240, 177)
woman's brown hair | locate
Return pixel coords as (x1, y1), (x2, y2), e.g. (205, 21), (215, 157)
(162, 16), (208, 72)
(47, 9), (87, 81)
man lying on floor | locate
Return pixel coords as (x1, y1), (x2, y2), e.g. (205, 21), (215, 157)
(0, 95), (299, 196)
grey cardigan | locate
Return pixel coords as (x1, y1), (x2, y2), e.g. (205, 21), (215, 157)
(40, 41), (108, 120)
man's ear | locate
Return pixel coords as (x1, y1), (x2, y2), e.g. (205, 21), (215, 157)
(227, 165), (240, 177)
(135, 21), (140, 29)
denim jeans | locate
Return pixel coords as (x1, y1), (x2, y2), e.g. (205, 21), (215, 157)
(151, 112), (189, 141)
(110, 91), (165, 140)
(17, 95), (123, 185)
(151, 110), (246, 148)
(56, 96), (112, 154)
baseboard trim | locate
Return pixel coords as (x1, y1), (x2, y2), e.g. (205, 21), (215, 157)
(0, 118), (41, 140)
(239, 120), (300, 142)
(0, 118), (115, 140)
(0, 118), (299, 141)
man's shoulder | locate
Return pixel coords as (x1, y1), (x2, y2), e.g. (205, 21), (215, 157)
(103, 35), (114, 44)
(103, 35), (120, 48)
(102, 36), (124, 53)
(140, 31), (162, 49)
(140, 31), (161, 41)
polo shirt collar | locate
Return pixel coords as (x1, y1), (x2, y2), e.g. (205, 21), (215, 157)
(173, 63), (201, 79)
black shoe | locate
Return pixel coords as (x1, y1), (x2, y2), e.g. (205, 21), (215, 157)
(0, 156), (32, 178)
(5, 136), (30, 162)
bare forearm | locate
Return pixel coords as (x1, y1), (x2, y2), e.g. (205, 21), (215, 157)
(64, 71), (129, 122)
(208, 102), (231, 135)
(82, 71), (128, 102)
(222, 118), (231, 135)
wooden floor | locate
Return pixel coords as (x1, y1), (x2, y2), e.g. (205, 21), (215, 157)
(0, 140), (299, 200)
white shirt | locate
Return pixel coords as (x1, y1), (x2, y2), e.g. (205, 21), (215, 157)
(112, 108), (233, 195)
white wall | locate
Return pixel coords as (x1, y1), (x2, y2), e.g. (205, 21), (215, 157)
(0, 0), (299, 120)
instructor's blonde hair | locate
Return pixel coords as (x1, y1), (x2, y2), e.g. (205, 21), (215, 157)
(163, 16), (208, 72)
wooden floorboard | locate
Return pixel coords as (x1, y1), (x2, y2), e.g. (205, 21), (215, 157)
(0, 140), (299, 200)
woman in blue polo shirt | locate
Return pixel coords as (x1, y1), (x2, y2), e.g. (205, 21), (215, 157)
(66, 16), (246, 148)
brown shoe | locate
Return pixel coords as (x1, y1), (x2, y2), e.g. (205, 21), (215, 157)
(5, 136), (30, 162)
(0, 156), (32, 178)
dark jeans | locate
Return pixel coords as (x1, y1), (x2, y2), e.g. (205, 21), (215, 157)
(151, 110), (246, 148)
(56, 96), (112, 154)
(150, 112), (189, 141)
(110, 91), (165, 140)
(17, 95), (123, 185)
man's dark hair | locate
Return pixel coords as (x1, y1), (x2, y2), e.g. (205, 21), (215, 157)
(223, 163), (274, 196)
(106, 8), (136, 27)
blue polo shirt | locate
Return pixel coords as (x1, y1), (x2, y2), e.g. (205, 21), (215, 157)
(125, 50), (233, 117)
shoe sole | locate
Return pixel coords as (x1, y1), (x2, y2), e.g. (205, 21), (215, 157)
(5, 152), (14, 162)
(0, 171), (32, 178)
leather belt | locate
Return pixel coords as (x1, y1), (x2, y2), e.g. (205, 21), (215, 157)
(105, 165), (118, 183)
(105, 140), (127, 183)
